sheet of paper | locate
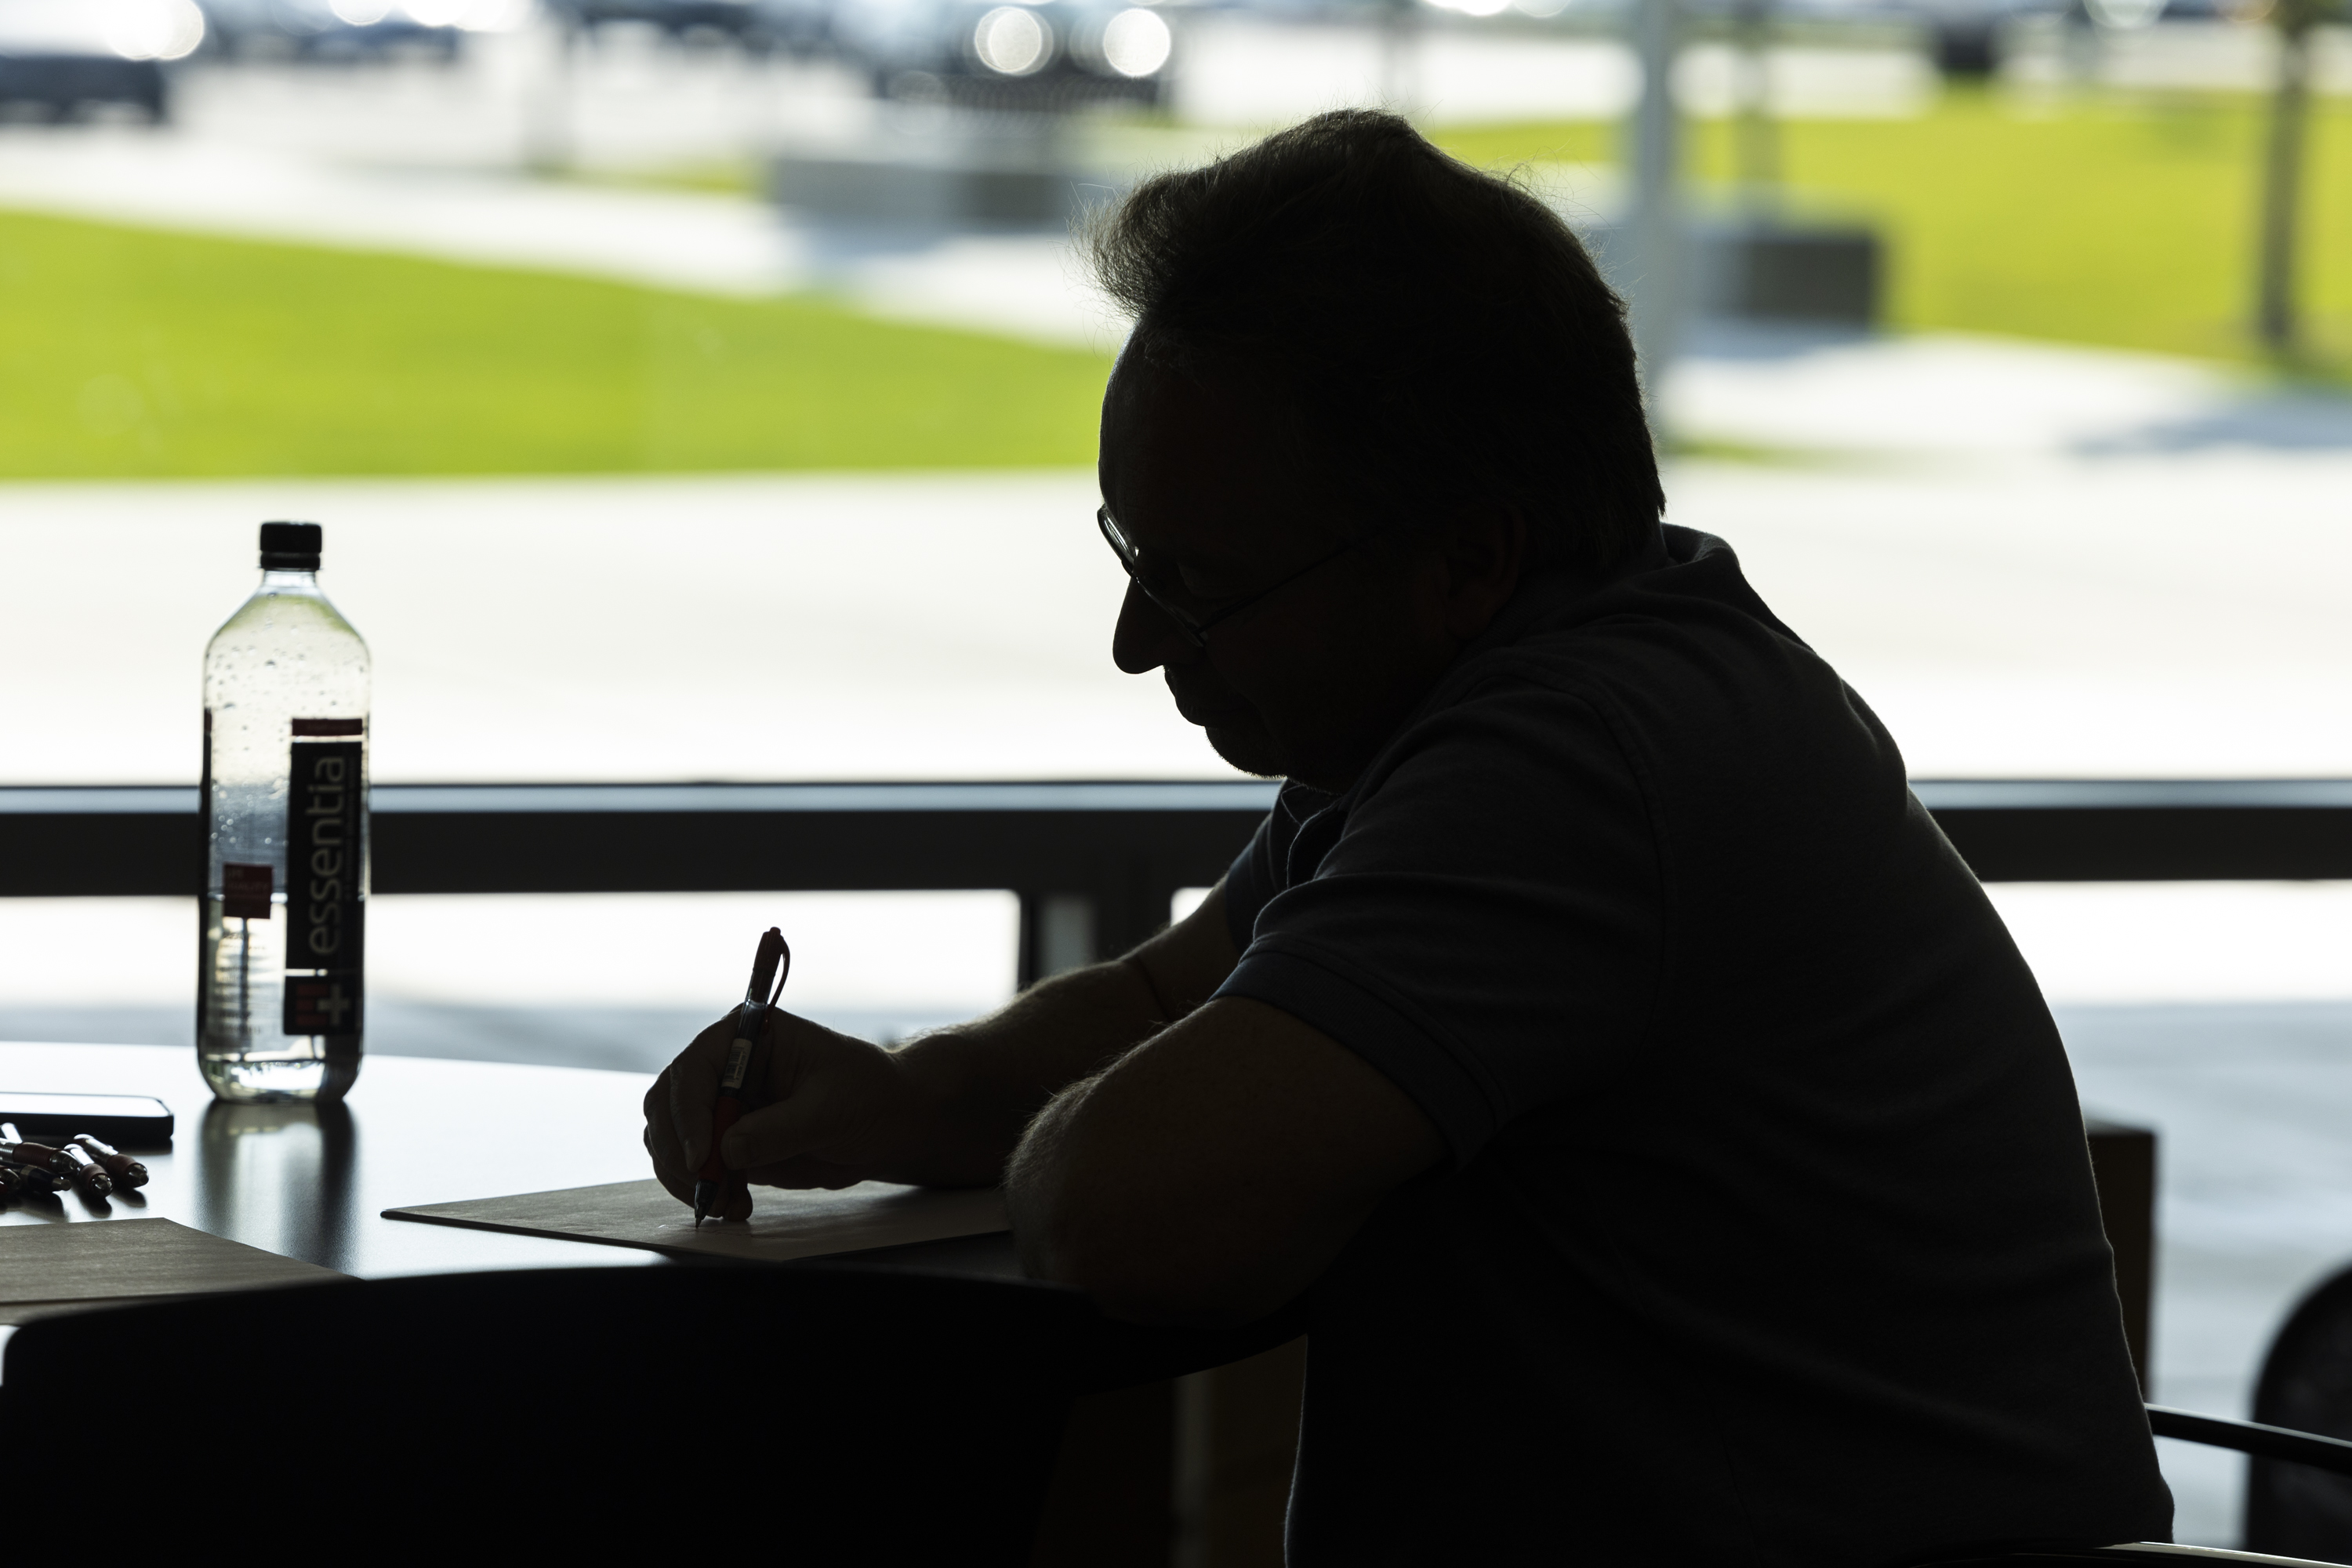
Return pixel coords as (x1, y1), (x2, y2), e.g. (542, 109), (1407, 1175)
(383, 1178), (1009, 1263)
(0, 1218), (346, 1324)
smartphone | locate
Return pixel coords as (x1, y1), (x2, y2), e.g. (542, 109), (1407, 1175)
(0, 1093), (174, 1149)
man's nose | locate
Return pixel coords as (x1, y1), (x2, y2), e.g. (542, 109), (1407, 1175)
(1112, 580), (1196, 675)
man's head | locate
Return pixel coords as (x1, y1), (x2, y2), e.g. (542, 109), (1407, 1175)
(1091, 109), (1662, 791)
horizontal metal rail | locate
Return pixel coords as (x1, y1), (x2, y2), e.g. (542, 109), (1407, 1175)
(0, 781), (1283, 976)
(1908, 780), (2352, 882)
(0, 781), (1278, 895)
(11, 779), (2352, 975)
(13, 779), (2352, 896)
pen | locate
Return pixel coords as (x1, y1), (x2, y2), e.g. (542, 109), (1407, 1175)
(55, 1142), (112, 1198)
(693, 927), (790, 1228)
(0, 1137), (67, 1176)
(73, 1134), (150, 1189)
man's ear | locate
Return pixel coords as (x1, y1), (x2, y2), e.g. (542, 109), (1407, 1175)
(1439, 503), (1530, 641)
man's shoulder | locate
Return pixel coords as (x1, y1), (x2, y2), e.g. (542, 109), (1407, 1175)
(1389, 528), (1908, 858)
(1446, 532), (1838, 742)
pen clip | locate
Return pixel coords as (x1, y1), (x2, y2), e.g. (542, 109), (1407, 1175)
(766, 933), (791, 1011)
(745, 927), (789, 1011)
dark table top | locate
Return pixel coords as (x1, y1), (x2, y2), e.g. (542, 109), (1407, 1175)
(0, 1043), (1306, 1399)
(0, 1040), (1014, 1281)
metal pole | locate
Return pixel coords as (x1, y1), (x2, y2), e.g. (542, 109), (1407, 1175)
(1731, 0), (1778, 218)
(523, 11), (579, 176)
(2256, 1), (2316, 358)
(1627, 0), (1683, 401)
(1381, 0), (1419, 115)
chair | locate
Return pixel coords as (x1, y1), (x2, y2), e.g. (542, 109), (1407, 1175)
(0, 1261), (1297, 1553)
(1911, 1405), (2352, 1566)
(1923, 1550), (2345, 1565)
(2247, 1266), (2352, 1559)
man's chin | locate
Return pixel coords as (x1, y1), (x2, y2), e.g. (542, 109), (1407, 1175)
(1202, 724), (1287, 782)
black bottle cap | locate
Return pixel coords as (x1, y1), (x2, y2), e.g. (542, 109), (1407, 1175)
(260, 521), (322, 572)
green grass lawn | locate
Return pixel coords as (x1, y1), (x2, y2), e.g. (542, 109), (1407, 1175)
(0, 209), (1112, 477)
(1439, 89), (2352, 372)
(5, 89), (2342, 479)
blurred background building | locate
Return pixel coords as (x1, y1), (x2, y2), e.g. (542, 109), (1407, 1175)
(2, 0), (2350, 1541)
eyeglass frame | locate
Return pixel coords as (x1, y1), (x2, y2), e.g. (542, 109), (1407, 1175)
(1097, 505), (1360, 649)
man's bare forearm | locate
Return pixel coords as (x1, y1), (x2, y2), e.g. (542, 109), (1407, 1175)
(874, 884), (1239, 1189)
(881, 960), (1165, 1186)
(1002, 994), (1446, 1326)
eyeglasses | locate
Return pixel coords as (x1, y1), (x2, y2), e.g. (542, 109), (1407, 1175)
(1097, 506), (1358, 649)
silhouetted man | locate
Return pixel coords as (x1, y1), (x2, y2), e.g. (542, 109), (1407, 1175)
(647, 110), (2172, 1565)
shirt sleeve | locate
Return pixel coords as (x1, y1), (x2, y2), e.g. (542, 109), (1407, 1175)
(1221, 813), (1278, 955)
(1211, 677), (1661, 1165)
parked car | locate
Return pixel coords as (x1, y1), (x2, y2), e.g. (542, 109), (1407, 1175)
(539, 0), (756, 40)
(831, 0), (1173, 107)
(198, 0), (462, 58)
(743, 0), (833, 54)
(0, 0), (202, 120)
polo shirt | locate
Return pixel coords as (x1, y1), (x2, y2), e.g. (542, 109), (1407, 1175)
(1214, 524), (2172, 1566)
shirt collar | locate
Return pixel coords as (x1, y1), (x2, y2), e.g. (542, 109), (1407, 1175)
(1275, 523), (1671, 816)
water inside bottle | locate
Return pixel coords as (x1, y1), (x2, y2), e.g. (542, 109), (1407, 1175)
(200, 559), (368, 1103)
(199, 893), (343, 1098)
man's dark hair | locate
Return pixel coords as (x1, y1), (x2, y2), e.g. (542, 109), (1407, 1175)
(1088, 109), (1662, 573)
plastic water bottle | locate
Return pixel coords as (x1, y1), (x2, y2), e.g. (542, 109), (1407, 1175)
(198, 521), (369, 1103)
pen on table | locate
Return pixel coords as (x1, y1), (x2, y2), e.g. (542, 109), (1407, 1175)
(74, 1134), (150, 1189)
(2, 1149), (63, 1194)
(0, 1127), (59, 1171)
(0, 1123), (42, 1165)
(0, 1134), (106, 1197)
(55, 1142), (112, 1198)
(694, 926), (791, 1229)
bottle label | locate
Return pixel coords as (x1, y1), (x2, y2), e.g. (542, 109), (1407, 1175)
(221, 862), (273, 920)
(286, 973), (363, 1036)
(283, 735), (364, 1038)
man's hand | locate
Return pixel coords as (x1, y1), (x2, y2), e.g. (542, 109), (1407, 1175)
(643, 884), (1248, 1215)
(642, 1011), (929, 1220)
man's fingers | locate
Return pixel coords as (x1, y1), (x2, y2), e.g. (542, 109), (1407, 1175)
(742, 1156), (868, 1192)
(643, 1070), (697, 1203)
(648, 1011), (898, 1210)
(644, 1120), (697, 1207)
(644, 1014), (753, 1214)
(720, 1080), (860, 1174)
(715, 1012), (840, 1170)
(665, 1013), (740, 1172)
(720, 1013), (905, 1174)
